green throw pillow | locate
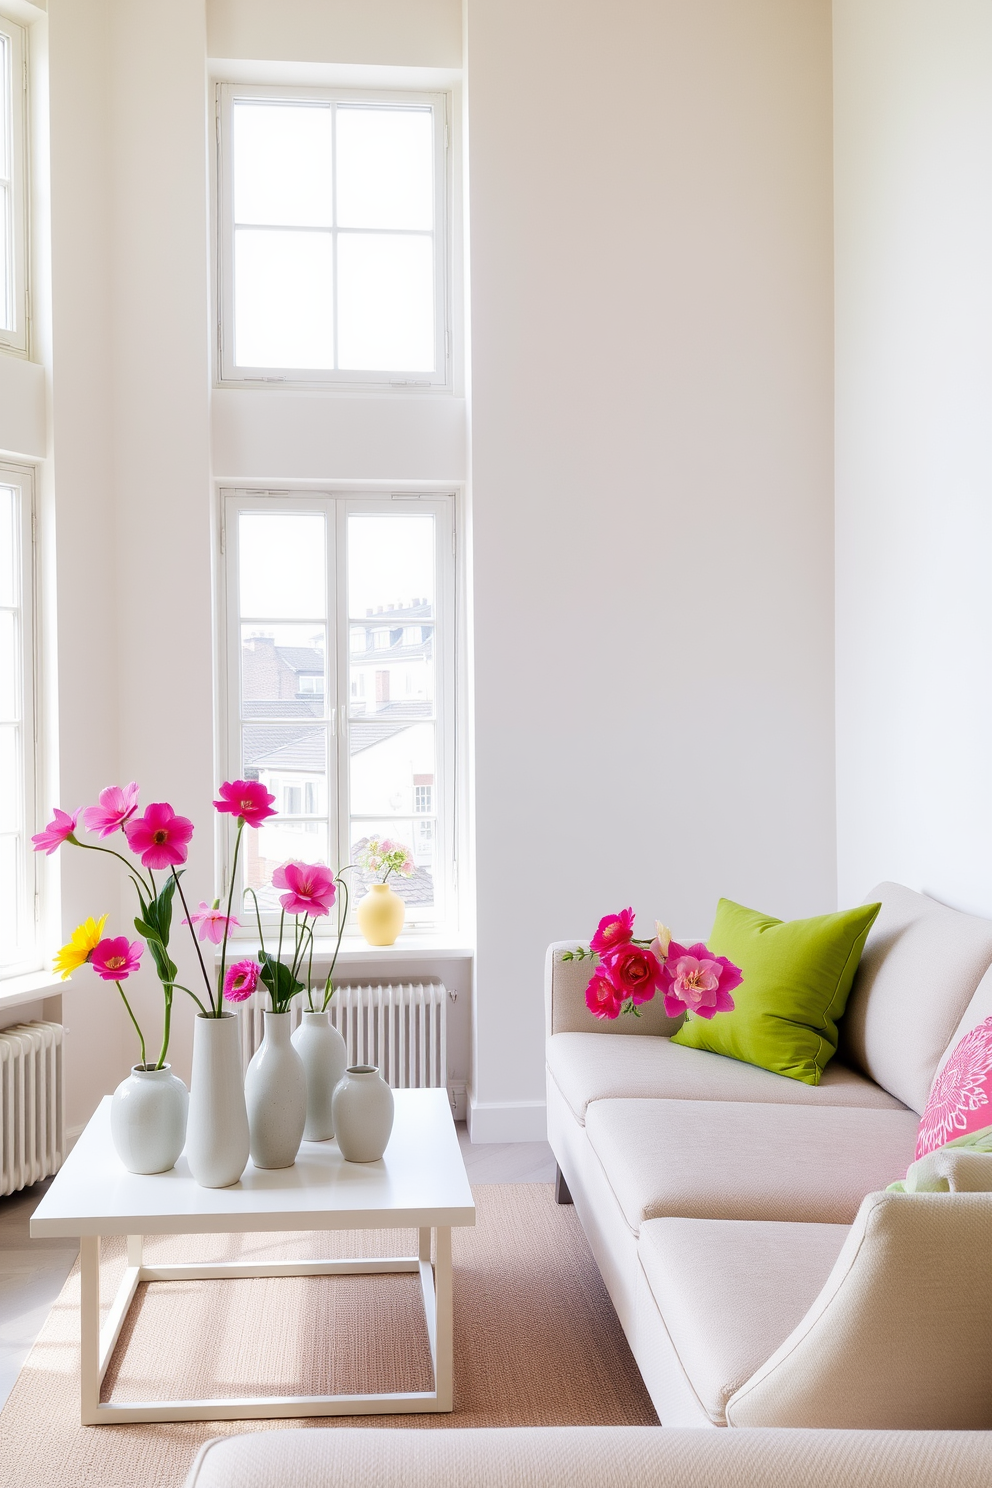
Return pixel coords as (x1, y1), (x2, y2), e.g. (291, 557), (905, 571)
(671, 897), (881, 1085)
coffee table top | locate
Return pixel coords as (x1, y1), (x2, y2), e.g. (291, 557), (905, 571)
(31, 1088), (475, 1238)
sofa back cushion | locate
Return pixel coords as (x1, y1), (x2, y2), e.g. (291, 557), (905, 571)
(841, 883), (992, 1114)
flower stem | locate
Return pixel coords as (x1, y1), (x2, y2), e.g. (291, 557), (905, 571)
(246, 887), (266, 958)
(156, 989), (172, 1069)
(70, 837), (154, 898)
(171, 867), (214, 1002)
(322, 874), (350, 1011)
(164, 981), (210, 1017)
(218, 818), (245, 1018)
(306, 924), (315, 1011)
(116, 983), (147, 1069)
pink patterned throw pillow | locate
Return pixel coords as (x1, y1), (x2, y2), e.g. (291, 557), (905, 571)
(916, 1015), (992, 1159)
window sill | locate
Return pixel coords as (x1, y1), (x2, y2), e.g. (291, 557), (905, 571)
(214, 934), (474, 969)
(0, 968), (64, 1012)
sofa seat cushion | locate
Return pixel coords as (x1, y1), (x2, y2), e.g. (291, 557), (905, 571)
(584, 1098), (920, 1231)
(547, 1032), (908, 1125)
(638, 1217), (849, 1425)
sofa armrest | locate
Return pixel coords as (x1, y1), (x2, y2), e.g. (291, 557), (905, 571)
(545, 942), (684, 1038)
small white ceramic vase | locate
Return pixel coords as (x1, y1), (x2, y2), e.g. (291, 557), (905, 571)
(245, 1009), (307, 1169)
(186, 1012), (250, 1189)
(292, 1009), (349, 1141)
(332, 1065), (395, 1163)
(110, 1063), (188, 1175)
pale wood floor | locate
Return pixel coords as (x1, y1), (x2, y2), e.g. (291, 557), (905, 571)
(0, 1122), (555, 1409)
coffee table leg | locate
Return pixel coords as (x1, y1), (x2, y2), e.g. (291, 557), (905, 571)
(79, 1234), (101, 1425)
(434, 1226), (452, 1410)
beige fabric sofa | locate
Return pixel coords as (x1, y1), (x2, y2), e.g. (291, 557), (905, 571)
(545, 881), (992, 1431)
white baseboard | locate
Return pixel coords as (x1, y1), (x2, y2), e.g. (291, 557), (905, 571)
(466, 1094), (548, 1143)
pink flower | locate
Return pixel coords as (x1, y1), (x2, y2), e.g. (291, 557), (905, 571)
(224, 959), (260, 1002)
(585, 967), (625, 1020)
(660, 941), (742, 1020)
(89, 936), (142, 981)
(272, 860), (336, 918)
(124, 802), (194, 869)
(590, 908), (636, 958)
(603, 942), (665, 1005)
(214, 779), (276, 828)
(182, 901), (240, 944)
(82, 782), (139, 838)
(32, 807), (81, 855)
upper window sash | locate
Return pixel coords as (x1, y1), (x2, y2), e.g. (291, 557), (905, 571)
(0, 13), (28, 357)
(216, 83), (449, 390)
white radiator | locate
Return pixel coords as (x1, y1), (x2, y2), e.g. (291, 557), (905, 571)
(0, 1020), (64, 1196)
(239, 983), (447, 1091)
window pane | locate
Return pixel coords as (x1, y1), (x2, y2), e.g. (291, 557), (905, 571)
(234, 229), (333, 369)
(348, 513), (434, 620)
(244, 819), (330, 913)
(239, 512), (326, 620)
(337, 233), (434, 371)
(0, 836), (18, 951)
(349, 623), (433, 720)
(0, 609), (16, 722)
(0, 487), (15, 606)
(336, 106), (434, 231)
(352, 820), (435, 911)
(233, 101), (333, 228)
(242, 624), (326, 716)
(351, 721), (435, 816)
(0, 726), (18, 831)
(243, 723), (327, 810)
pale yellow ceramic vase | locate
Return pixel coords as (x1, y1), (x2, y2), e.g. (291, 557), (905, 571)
(356, 883), (406, 946)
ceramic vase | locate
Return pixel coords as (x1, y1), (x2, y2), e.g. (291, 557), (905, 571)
(332, 1065), (395, 1162)
(356, 883), (405, 946)
(186, 1012), (250, 1189)
(292, 1009), (349, 1141)
(245, 1010), (307, 1169)
(110, 1063), (188, 1174)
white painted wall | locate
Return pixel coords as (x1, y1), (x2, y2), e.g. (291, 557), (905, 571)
(834, 0), (992, 917)
(466, 0), (837, 1137)
(207, 0), (462, 69)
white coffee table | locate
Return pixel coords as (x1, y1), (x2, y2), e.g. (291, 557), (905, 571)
(30, 1087), (475, 1425)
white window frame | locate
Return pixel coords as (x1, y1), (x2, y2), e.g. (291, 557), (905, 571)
(215, 83), (450, 390)
(220, 488), (458, 936)
(0, 462), (38, 975)
(0, 11), (28, 356)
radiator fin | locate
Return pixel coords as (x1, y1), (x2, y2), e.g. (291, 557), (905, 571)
(0, 1021), (65, 1196)
(239, 983), (447, 1091)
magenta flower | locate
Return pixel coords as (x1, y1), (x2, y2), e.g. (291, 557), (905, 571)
(585, 967), (625, 1020)
(182, 901), (240, 944)
(124, 802), (194, 869)
(272, 860), (336, 918)
(31, 807), (81, 855)
(214, 779), (276, 828)
(90, 936), (143, 981)
(82, 782), (139, 838)
(590, 908), (636, 958)
(224, 959), (260, 1003)
(660, 941), (742, 1020)
(602, 942), (664, 1005)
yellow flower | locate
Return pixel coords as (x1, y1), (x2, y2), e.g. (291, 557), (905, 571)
(53, 915), (108, 981)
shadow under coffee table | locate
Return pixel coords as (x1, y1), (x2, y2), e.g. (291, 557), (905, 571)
(31, 1087), (475, 1425)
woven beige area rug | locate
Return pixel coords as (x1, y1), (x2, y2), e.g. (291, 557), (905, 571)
(0, 1184), (656, 1487)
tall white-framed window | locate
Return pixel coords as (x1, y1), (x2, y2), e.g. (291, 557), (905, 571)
(216, 84), (449, 388)
(0, 12), (28, 356)
(0, 463), (37, 973)
(221, 490), (457, 933)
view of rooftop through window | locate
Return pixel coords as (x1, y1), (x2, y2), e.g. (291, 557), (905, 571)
(231, 97), (438, 374)
(235, 504), (441, 923)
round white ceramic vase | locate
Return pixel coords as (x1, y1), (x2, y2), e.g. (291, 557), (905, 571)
(332, 1065), (395, 1163)
(186, 1012), (250, 1189)
(245, 1009), (307, 1169)
(110, 1063), (188, 1174)
(291, 1009), (349, 1141)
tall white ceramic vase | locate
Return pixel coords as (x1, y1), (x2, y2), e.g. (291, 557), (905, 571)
(332, 1065), (395, 1163)
(186, 1012), (250, 1189)
(245, 1010), (307, 1169)
(110, 1064), (188, 1174)
(292, 1009), (348, 1141)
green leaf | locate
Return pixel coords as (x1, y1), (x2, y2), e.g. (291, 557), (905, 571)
(259, 953), (304, 1013)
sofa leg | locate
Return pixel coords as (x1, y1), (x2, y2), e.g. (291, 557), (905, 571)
(555, 1165), (573, 1205)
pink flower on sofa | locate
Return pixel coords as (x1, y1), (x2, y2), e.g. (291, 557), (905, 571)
(585, 967), (625, 1020)
(603, 942), (664, 1005)
(82, 782), (139, 838)
(590, 908), (636, 958)
(32, 807), (81, 854)
(272, 860), (336, 918)
(661, 941), (741, 1020)
(125, 802), (194, 869)
(915, 1016), (992, 1159)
